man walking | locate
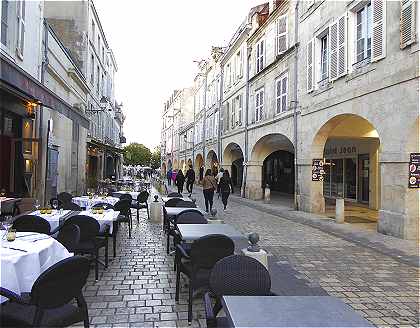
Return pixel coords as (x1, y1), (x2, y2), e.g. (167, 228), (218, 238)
(199, 165), (204, 183)
(167, 168), (172, 186)
(185, 165), (195, 196)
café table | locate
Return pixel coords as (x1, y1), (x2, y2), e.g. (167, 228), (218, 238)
(112, 191), (141, 199)
(161, 196), (191, 203)
(72, 196), (120, 210)
(221, 296), (373, 327)
(0, 231), (72, 303)
(29, 209), (72, 232)
(177, 223), (244, 242)
(164, 207), (207, 217)
(77, 210), (120, 234)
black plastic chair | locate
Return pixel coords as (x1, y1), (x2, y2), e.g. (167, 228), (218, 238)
(63, 215), (108, 280)
(62, 202), (82, 211)
(168, 192), (183, 198)
(204, 255), (273, 328)
(119, 194), (132, 201)
(166, 209), (206, 255)
(114, 199), (132, 239)
(175, 235), (235, 324)
(131, 190), (149, 221)
(0, 256), (90, 327)
(164, 198), (182, 207)
(12, 215), (51, 235)
(91, 202), (114, 210)
(57, 192), (73, 204)
(56, 224), (80, 252)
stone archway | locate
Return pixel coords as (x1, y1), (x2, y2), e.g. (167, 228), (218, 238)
(195, 153), (204, 181)
(310, 114), (381, 226)
(206, 150), (219, 176)
(223, 143), (244, 190)
(248, 134), (295, 201)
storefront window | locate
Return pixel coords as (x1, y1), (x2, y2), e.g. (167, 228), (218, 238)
(331, 159), (344, 198)
(345, 158), (357, 199)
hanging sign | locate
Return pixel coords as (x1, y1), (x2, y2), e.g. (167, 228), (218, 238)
(408, 153), (420, 188)
(312, 159), (325, 181)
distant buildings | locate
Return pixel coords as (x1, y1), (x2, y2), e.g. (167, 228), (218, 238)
(161, 0), (419, 240)
(0, 0), (125, 204)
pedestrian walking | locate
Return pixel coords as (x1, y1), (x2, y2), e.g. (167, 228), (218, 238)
(215, 168), (224, 182)
(175, 169), (185, 194)
(167, 169), (172, 186)
(202, 169), (218, 213)
(218, 170), (234, 211)
(185, 165), (195, 196)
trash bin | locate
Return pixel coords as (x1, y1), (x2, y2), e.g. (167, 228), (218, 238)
(150, 195), (162, 224)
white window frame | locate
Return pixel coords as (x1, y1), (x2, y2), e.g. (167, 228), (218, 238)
(255, 88), (264, 122)
(256, 39), (265, 73)
(275, 73), (288, 114)
(320, 34), (329, 81)
(355, 3), (372, 63)
(235, 49), (243, 80)
(1, 0), (9, 46)
(231, 99), (235, 129)
(276, 14), (288, 55)
(16, 0), (25, 57)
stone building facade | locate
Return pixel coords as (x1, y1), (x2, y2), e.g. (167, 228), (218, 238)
(161, 0), (419, 240)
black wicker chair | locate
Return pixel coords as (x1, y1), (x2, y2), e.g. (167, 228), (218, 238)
(166, 209), (206, 255)
(175, 235), (234, 324)
(12, 215), (51, 235)
(119, 194), (132, 201)
(56, 224), (80, 252)
(57, 192), (73, 204)
(167, 192), (183, 198)
(63, 215), (108, 280)
(164, 198), (182, 207)
(131, 190), (149, 222)
(203, 255), (273, 328)
(0, 256), (90, 327)
(114, 199), (132, 239)
(62, 202), (82, 211)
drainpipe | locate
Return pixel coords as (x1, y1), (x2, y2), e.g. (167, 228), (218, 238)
(217, 66), (224, 166)
(242, 30), (252, 198)
(293, 1), (300, 210)
(40, 20), (49, 206)
(202, 64), (208, 168)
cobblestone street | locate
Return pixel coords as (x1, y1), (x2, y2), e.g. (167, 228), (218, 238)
(81, 187), (419, 328)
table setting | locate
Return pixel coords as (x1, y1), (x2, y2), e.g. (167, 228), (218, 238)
(78, 209), (120, 233)
(0, 230), (72, 303)
(29, 209), (72, 231)
(72, 195), (120, 210)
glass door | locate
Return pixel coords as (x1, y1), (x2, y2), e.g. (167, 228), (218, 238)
(358, 154), (369, 203)
(331, 159), (344, 198)
(345, 158), (357, 200)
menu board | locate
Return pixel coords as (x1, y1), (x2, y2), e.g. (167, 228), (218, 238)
(312, 159), (325, 181)
(408, 153), (420, 188)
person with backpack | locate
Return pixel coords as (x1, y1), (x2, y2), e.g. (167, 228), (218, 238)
(185, 165), (195, 196)
(218, 170), (234, 211)
(175, 169), (185, 194)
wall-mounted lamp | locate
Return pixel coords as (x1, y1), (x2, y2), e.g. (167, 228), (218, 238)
(25, 101), (39, 119)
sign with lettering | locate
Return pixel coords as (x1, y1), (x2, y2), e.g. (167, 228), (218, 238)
(324, 146), (357, 156)
(408, 153), (420, 188)
(312, 159), (325, 181)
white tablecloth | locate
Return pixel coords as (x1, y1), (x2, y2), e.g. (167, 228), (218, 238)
(0, 232), (72, 303)
(78, 210), (120, 234)
(30, 210), (71, 231)
(113, 191), (141, 199)
(72, 196), (120, 209)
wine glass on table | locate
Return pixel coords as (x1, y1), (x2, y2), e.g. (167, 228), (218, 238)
(1, 215), (13, 239)
(35, 199), (40, 213)
(52, 199), (59, 211)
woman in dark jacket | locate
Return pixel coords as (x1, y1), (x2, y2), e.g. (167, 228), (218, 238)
(175, 170), (185, 194)
(218, 170), (234, 210)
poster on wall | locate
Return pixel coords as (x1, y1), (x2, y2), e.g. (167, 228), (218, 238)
(312, 159), (325, 181)
(408, 153), (420, 188)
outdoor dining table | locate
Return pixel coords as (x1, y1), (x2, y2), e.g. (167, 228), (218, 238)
(221, 296), (373, 327)
(176, 223), (245, 242)
(0, 231), (72, 303)
(72, 196), (120, 210)
(112, 191), (141, 199)
(161, 196), (191, 203)
(164, 207), (207, 217)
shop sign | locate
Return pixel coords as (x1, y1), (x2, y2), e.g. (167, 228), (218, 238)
(324, 146), (357, 156)
(408, 153), (420, 188)
(312, 159), (325, 181)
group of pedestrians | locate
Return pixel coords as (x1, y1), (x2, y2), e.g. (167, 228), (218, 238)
(166, 166), (234, 213)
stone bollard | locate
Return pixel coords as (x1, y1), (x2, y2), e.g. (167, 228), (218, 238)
(335, 198), (345, 223)
(150, 195), (162, 224)
(241, 232), (268, 269)
(264, 184), (271, 203)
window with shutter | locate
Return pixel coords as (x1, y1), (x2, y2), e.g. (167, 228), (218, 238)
(255, 89), (264, 122)
(277, 15), (288, 55)
(400, 0), (416, 48)
(231, 100), (235, 129)
(329, 21), (338, 80)
(256, 39), (265, 73)
(238, 94), (243, 125)
(226, 102), (230, 131)
(306, 39), (314, 92)
(275, 73), (288, 114)
(371, 0), (386, 61)
(328, 14), (347, 81)
(16, 0), (25, 56)
(239, 50), (244, 78)
(1, 0), (8, 46)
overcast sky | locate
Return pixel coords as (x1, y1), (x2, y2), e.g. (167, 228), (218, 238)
(95, 0), (264, 150)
